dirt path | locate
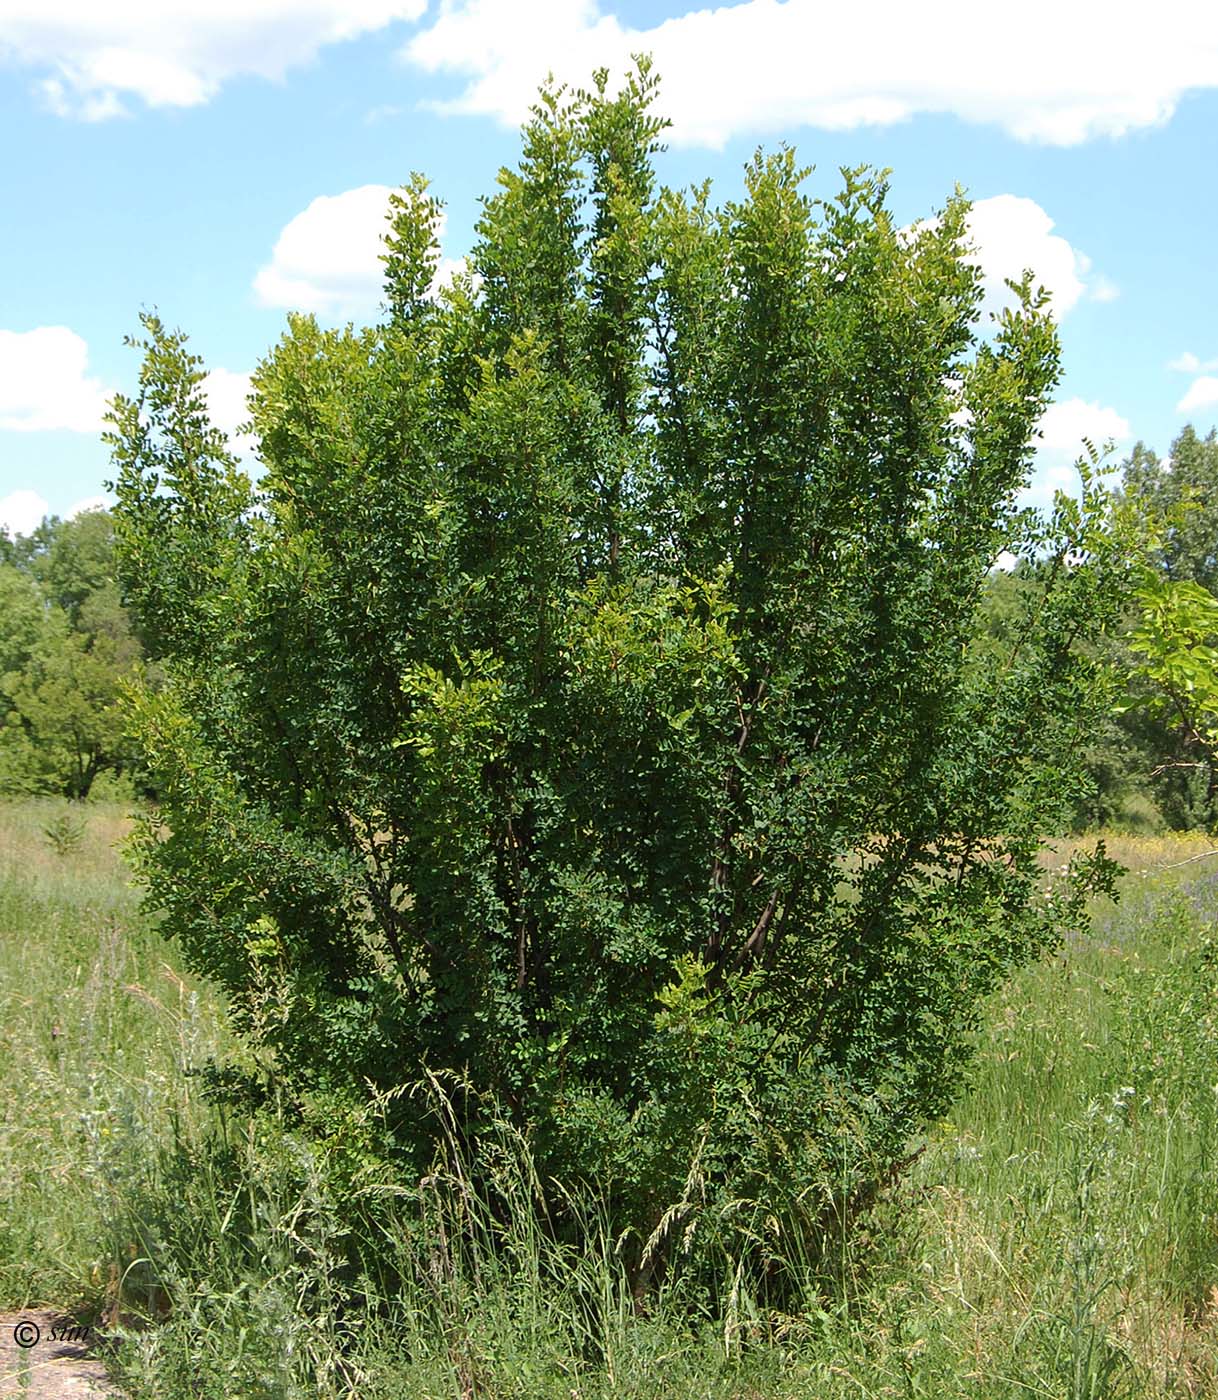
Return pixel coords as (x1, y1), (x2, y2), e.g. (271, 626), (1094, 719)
(0, 1312), (120, 1399)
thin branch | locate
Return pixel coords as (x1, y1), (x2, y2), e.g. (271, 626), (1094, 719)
(1150, 848), (1218, 873)
(1149, 760), (1208, 777)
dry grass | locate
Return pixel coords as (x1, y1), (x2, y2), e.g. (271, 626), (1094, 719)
(0, 797), (136, 907)
(1043, 829), (1218, 877)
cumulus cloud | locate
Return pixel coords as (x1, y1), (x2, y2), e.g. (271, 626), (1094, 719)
(1167, 353), (1218, 416)
(0, 326), (111, 433)
(255, 185), (453, 320)
(203, 367), (256, 456)
(11, 0), (1218, 142)
(0, 2), (426, 119)
(67, 493), (112, 516)
(401, 0), (1218, 149)
(1023, 397), (1131, 509)
(0, 489), (49, 538)
(965, 195), (1104, 322)
(255, 185), (396, 318)
(0, 490), (118, 539)
(1177, 376), (1218, 415)
(1169, 352), (1210, 373)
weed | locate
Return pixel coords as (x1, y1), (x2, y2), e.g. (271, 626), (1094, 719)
(43, 805), (86, 858)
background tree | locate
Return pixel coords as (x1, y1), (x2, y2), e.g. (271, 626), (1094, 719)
(1069, 426), (1218, 830)
(110, 67), (1137, 1299)
(0, 563), (51, 793)
(1128, 574), (1218, 820)
(1126, 426), (1218, 591)
(977, 556), (1162, 833)
(0, 510), (144, 798)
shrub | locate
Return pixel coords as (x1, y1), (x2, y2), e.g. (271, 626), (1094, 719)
(44, 804), (86, 858)
(109, 64), (1136, 1297)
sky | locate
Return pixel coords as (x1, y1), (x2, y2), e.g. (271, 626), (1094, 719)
(2, 0), (1218, 536)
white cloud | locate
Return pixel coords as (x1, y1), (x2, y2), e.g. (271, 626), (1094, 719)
(255, 184), (395, 319)
(1169, 351), (1218, 374)
(204, 367), (256, 454)
(0, 490), (49, 538)
(965, 195), (1101, 321)
(255, 185), (450, 320)
(434, 255), (478, 294)
(1089, 275), (1120, 304)
(10, 0), (1218, 143)
(1037, 398), (1130, 460)
(67, 494), (113, 517)
(0, 2), (426, 119)
(1177, 376), (1218, 415)
(0, 326), (111, 433)
(0, 492), (117, 538)
(1022, 397), (1131, 509)
(401, 0), (1218, 149)
(910, 195), (1111, 322)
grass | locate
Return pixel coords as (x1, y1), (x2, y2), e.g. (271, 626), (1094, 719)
(2, 800), (1217, 1397)
(0, 798), (232, 1316)
(894, 848), (1218, 1398)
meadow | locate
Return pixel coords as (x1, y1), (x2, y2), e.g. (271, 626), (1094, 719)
(2, 799), (1217, 1398)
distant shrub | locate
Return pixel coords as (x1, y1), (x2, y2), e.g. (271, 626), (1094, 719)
(44, 806), (86, 858)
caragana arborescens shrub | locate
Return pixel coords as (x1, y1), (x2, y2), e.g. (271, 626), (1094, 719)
(109, 65), (1135, 1299)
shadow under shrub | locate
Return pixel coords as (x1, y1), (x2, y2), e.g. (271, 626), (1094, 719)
(109, 63), (1139, 1304)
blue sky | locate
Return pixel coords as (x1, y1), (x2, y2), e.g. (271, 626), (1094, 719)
(3, 0), (1218, 535)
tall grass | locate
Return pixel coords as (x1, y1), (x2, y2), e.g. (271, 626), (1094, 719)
(0, 799), (232, 1316)
(2, 801), (1217, 1397)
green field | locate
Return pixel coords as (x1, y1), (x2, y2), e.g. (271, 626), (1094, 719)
(3, 800), (1217, 1398)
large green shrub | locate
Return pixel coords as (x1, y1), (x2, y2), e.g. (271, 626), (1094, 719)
(109, 67), (1135, 1296)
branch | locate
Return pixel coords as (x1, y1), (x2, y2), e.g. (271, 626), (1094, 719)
(1150, 848), (1218, 873)
(705, 670), (771, 976)
(731, 885), (780, 972)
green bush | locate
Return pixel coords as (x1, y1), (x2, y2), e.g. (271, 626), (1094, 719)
(109, 66), (1137, 1296)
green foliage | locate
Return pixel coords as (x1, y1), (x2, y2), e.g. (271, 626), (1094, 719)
(1125, 426), (1218, 592)
(1120, 571), (1218, 830)
(34, 507), (123, 622)
(6, 622), (135, 798)
(0, 563), (47, 680)
(1130, 576), (1218, 757)
(1077, 430), (1218, 831)
(110, 68), (1139, 1292)
(0, 511), (146, 799)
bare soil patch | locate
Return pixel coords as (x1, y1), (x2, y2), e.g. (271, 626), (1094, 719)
(0, 1311), (118, 1399)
